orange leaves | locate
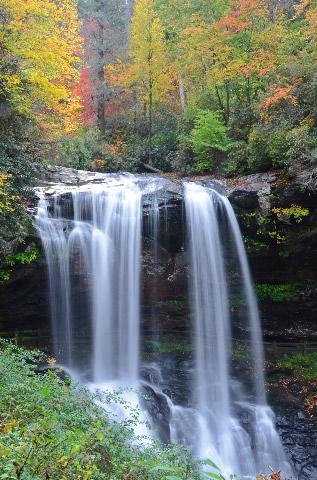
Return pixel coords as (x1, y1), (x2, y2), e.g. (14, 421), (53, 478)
(108, 134), (125, 156)
(215, 0), (268, 34)
(105, 60), (130, 88)
(256, 470), (290, 480)
(294, 0), (311, 18)
(262, 85), (298, 110)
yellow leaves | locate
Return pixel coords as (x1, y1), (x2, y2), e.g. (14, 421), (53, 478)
(178, 4), (285, 102)
(304, 1), (317, 44)
(1, 0), (83, 138)
(0, 419), (19, 433)
(0, 174), (15, 215)
(124, 0), (175, 107)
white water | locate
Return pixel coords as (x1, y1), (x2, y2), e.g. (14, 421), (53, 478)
(183, 182), (292, 477)
(37, 178), (142, 385)
(36, 176), (292, 479)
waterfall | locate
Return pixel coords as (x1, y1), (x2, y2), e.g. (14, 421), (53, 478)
(36, 176), (292, 478)
(184, 182), (292, 477)
(36, 178), (142, 384)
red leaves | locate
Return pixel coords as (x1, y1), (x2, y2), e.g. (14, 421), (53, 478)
(215, 0), (268, 33)
(75, 68), (98, 125)
(262, 85), (297, 110)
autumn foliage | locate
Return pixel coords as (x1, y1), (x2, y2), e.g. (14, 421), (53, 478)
(0, 0), (82, 138)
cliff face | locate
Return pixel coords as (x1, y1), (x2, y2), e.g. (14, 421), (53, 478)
(0, 166), (316, 478)
(1, 165), (317, 340)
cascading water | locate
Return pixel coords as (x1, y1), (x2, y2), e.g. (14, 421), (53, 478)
(183, 182), (292, 477)
(36, 178), (142, 385)
(36, 175), (292, 479)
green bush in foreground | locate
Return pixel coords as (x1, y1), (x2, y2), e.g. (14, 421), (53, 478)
(0, 340), (202, 480)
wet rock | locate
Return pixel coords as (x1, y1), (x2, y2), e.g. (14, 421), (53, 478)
(275, 409), (317, 480)
(34, 364), (71, 383)
(229, 190), (259, 210)
(140, 383), (171, 443)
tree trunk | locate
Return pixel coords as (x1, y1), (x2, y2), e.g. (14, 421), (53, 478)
(97, 64), (106, 137)
(179, 76), (187, 112)
(96, 1), (106, 137)
(225, 81), (230, 125)
(148, 80), (153, 164)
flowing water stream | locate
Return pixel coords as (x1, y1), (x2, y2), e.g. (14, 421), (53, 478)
(36, 175), (293, 479)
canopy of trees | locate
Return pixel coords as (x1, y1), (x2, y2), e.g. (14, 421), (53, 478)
(102, 0), (317, 174)
(1, 0), (317, 250)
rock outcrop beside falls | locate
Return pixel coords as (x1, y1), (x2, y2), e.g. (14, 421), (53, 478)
(2, 164), (317, 341)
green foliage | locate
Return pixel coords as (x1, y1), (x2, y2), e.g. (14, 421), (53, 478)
(0, 136), (35, 254)
(145, 339), (191, 355)
(0, 340), (202, 480)
(285, 125), (317, 165)
(4, 247), (39, 267)
(57, 128), (100, 170)
(224, 141), (249, 176)
(243, 235), (268, 251)
(278, 352), (317, 381)
(272, 204), (310, 223)
(246, 127), (274, 173)
(157, 300), (185, 312)
(190, 111), (231, 172)
(255, 283), (302, 302)
(0, 247), (39, 283)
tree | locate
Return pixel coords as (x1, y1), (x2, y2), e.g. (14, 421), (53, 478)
(78, 0), (130, 136)
(190, 110), (231, 171)
(0, 0), (83, 252)
(125, 0), (174, 163)
(0, 0), (82, 138)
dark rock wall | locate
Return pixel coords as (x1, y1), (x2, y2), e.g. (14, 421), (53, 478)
(0, 167), (316, 478)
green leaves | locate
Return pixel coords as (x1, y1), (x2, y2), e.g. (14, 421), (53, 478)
(0, 341), (202, 480)
(189, 109), (231, 172)
(201, 459), (226, 480)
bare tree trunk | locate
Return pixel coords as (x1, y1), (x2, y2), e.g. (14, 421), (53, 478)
(96, 0), (106, 137)
(148, 79), (153, 164)
(225, 81), (230, 125)
(179, 76), (187, 112)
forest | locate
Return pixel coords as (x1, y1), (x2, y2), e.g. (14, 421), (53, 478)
(1, 0), (317, 248)
(0, 0), (317, 479)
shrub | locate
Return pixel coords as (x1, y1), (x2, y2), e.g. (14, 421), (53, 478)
(57, 127), (100, 170)
(224, 141), (249, 176)
(0, 247), (40, 283)
(255, 283), (302, 302)
(190, 110), (231, 172)
(286, 125), (317, 165)
(247, 127), (272, 172)
(0, 340), (202, 480)
(272, 204), (310, 223)
(278, 352), (317, 381)
(0, 138), (35, 255)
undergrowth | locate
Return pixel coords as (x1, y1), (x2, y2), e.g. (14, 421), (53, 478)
(0, 340), (295, 480)
(0, 340), (201, 480)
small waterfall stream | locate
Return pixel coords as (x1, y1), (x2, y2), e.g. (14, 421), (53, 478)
(183, 183), (291, 477)
(36, 175), (292, 479)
